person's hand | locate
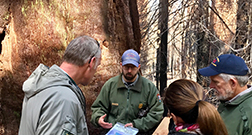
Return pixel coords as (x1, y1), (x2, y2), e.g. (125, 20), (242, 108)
(98, 114), (113, 129)
(124, 123), (133, 127)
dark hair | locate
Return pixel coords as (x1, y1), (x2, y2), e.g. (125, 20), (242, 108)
(164, 79), (228, 135)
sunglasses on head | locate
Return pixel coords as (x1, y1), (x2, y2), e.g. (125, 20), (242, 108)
(88, 40), (100, 63)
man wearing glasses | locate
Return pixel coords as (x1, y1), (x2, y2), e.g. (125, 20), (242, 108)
(18, 35), (101, 135)
(91, 49), (164, 134)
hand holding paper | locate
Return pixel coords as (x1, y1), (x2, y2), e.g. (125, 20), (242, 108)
(106, 122), (139, 135)
(124, 123), (133, 127)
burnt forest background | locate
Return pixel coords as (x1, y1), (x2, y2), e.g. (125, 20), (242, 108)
(0, 0), (251, 134)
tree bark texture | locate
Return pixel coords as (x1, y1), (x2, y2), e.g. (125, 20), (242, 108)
(158, 0), (168, 96)
(0, 0), (141, 134)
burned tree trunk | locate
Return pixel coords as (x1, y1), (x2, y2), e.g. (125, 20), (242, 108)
(158, 0), (168, 96)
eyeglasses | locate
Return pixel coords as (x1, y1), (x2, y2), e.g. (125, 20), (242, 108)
(122, 65), (138, 70)
(88, 40), (100, 63)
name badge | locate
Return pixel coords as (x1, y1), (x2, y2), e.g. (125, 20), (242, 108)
(112, 103), (119, 106)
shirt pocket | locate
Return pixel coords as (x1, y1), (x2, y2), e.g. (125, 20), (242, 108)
(110, 102), (119, 116)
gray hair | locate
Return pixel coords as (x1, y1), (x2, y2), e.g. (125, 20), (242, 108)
(63, 35), (101, 66)
(219, 73), (249, 87)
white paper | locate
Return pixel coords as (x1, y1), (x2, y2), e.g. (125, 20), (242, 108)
(106, 122), (139, 135)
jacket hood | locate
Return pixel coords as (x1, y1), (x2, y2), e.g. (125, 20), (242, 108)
(23, 64), (71, 99)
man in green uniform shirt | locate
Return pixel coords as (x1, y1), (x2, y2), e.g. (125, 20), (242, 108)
(91, 49), (164, 134)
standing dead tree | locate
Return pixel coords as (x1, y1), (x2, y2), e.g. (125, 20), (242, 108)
(138, 0), (252, 106)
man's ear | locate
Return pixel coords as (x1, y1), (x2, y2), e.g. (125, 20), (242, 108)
(230, 78), (238, 88)
(138, 64), (141, 69)
(89, 57), (96, 68)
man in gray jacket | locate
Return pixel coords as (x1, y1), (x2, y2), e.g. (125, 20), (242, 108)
(18, 35), (101, 135)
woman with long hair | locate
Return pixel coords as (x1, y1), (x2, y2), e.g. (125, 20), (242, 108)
(163, 79), (228, 135)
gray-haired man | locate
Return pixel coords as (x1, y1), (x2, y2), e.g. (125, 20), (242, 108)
(19, 35), (101, 135)
(198, 54), (252, 135)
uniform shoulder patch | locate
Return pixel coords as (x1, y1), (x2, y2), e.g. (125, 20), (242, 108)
(156, 94), (161, 102)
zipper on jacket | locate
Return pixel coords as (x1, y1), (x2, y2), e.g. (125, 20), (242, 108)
(126, 88), (130, 122)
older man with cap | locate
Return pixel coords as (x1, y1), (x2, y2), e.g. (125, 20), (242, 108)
(198, 54), (252, 135)
(91, 49), (164, 134)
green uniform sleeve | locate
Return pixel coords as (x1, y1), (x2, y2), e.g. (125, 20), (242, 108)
(237, 107), (252, 135)
(91, 82), (111, 127)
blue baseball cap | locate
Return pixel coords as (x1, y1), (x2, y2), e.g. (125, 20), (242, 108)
(198, 54), (248, 76)
(121, 49), (140, 67)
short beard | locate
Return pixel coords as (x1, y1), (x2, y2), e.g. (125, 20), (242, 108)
(123, 71), (137, 81)
(216, 88), (234, 101)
